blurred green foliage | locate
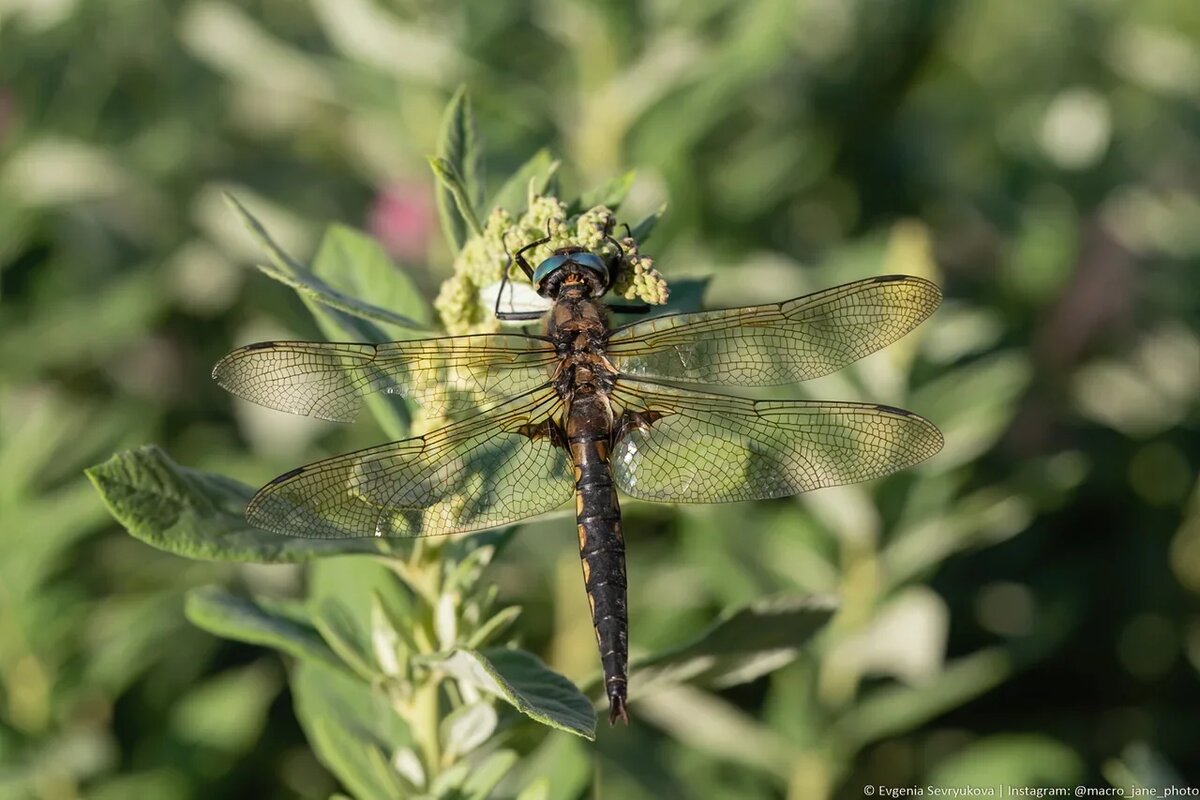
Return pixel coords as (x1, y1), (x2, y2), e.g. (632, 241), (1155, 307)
(3, 0), (1199, 798)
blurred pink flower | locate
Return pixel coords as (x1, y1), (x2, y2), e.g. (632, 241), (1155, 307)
(368, 181), (436, 263)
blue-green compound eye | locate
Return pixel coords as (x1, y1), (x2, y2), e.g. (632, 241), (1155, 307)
(531, 253), (570, 286)
(532, 251), (613, 289)
(572, 252), (608, 278)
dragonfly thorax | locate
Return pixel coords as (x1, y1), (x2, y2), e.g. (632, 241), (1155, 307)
(533, 247), (613, 299)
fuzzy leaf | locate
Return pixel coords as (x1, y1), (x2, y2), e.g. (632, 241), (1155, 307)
(86, 446), (393, 562)
(430, 648), (596, 740)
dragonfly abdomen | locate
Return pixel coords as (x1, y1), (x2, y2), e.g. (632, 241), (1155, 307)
(566, 396), (629, 725)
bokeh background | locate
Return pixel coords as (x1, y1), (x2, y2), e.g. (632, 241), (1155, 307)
(3, 0), (1199, 798)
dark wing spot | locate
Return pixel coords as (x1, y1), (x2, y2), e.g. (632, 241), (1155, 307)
(872, 274), (909, 284)
(874, 404), (914, 417)
(242, 341), (278, 351)
(268, 466), (307, 484)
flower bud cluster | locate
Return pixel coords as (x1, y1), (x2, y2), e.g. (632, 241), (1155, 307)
(434, 195), (668, 333)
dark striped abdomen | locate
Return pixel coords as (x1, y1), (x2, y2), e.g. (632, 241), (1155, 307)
(566, 394), (629, 725)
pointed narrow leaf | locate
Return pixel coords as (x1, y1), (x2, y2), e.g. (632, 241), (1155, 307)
(253, 261), (427, 333)
(225, 194), (414, 438)
(226, 194), (427, 332)
(86, 446), (393, 562)
(185, 586), (344, 671)
(430, 648), (596, 739)
(429, 156), (483, 244)
(490, 149), (555, 216)
(433, 87), (484, 250)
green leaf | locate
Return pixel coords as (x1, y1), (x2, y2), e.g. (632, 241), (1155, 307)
(439, 701), (498, 760)
(606, 593), (837, 701)
(86, 446), (394, 562)
(309, 556), (414, 640)
(309, 717), (408, 800)
(226, 194), (427, 333)
(433, 87), (484, 250)
(252, 261), (427, 334)
(490, 149), (557, 217)
(311, 224), (434, 337)
(185, 586), (345, 672)
(832, 647), (1012, 748)
(928, 734), (1083, 788)
(654, 277), (710, 316)
(225, 193), (414, 439)
(629, 202), (668, 241)
(506, 735), (591, 800)
(430, 648), (596, 740)
(570, 170), (636, 215)
(465, 605), (521, 650)
(169, 662), (280, 753)
(429, 156), (484, 245)
(461, 749), (520, 800)
(312, 598), (379, 681)
(291, 660), (412, 800)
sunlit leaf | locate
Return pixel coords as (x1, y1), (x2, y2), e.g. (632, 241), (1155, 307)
(461, 749), (520, 800)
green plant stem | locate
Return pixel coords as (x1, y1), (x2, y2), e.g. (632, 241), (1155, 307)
(414, 676), (443, 777)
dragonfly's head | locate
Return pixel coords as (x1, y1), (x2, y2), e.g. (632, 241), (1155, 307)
(533, 246), (613, 299)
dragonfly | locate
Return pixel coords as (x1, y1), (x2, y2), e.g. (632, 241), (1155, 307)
(213, 232), (943, 725)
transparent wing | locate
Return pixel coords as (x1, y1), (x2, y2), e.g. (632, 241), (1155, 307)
(213, 334), (558, 422)
(246, 387), (573, 538)
(606, 275), (941, 385)
(609, 379), (942, 503)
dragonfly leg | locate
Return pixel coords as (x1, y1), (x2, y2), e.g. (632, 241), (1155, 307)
(607, 302), (652, 315)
